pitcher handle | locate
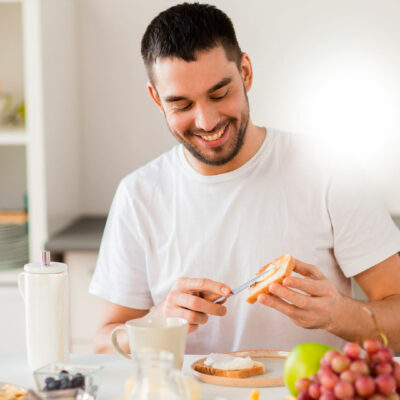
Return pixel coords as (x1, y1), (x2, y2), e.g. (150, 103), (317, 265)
(111, 325), (132, 360)
(17, 272), (26, 300)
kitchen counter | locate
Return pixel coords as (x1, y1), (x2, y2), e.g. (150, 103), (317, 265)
(45, 216), (107, 252)
(0, 353), (291, 400)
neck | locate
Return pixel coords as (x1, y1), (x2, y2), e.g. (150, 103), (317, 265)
(184, 122), (266, 176)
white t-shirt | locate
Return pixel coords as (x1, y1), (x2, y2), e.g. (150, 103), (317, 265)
(89, 129), (400, 353)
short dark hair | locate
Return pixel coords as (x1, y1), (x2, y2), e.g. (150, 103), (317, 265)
(141, 2), (242, 82)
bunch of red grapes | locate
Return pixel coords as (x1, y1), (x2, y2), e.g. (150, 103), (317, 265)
(295, 339), (400, 400)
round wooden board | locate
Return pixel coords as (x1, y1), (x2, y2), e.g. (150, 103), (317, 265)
(190, 349), (289, 387)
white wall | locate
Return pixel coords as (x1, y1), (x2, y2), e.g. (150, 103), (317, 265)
(79, 0), (400, 215)
(41, 0), (82, 236)
(79, 0), (176, 215)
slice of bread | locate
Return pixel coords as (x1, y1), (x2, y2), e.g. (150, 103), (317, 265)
(246, 254), (295, 304)
(193, 359), (265, 378)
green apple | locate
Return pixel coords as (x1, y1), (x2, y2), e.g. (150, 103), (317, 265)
(284, 342), (334, 396)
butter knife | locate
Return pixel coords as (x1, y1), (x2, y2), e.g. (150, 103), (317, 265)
(213, 263), (278, 304)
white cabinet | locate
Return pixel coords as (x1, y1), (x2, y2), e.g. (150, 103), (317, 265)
(65, 251), (102, 353)
(0, 283), (26, 352)
(0, 0), (81, 265)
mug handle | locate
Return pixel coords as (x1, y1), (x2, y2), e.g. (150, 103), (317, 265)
(111, 325), (132, 360)
(17, 272), (25, 300)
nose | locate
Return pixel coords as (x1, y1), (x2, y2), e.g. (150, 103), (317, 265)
(194, 102), (220, 133)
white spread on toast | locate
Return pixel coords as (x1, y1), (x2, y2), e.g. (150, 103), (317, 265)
(204, 353), (255, 370)
(254, 263), (279, 283)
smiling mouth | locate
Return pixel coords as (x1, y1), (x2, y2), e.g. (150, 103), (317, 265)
(198, 123), (228, 142)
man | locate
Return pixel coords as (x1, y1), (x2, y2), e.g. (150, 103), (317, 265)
(89, 3), (400, 354)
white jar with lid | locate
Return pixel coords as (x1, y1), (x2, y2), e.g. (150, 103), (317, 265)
(18, 251), (69, 370)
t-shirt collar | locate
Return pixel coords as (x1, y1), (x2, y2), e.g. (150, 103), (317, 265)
(177, 127), (273, 183)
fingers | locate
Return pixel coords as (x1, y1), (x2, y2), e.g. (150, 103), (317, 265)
(167, 290), (227, 317)
(174, 277), (231, 297)
(294, 259), (326, 280)
(188, 323), (199, 333)
(268, 282), (311, 309)
(258, 292), (324, 329)
(163, 298), (209, 332)
(163, 297), (208, 331)
(170, 305), (209, 325)
(257, 292), (298, 316)
(163, 277), (230, 332)
(202, 292), (228, 303)
(282, 276), (327, 297)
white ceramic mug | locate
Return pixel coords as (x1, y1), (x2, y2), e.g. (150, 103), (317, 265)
(111, 316), (188, 369)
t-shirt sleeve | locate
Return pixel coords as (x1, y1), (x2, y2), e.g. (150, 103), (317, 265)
(88, 179), (153, 309)
(327, 159), (400, 277)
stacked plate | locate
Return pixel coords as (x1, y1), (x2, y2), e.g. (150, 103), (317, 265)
(0, 223), (29, 270)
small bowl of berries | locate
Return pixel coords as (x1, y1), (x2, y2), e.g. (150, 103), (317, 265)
(33, 363), (103, 399)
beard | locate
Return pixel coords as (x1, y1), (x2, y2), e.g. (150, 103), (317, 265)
(165, 91), (250, 166)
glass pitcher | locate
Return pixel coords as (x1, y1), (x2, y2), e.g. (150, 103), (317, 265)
(129, 349), (190, 400)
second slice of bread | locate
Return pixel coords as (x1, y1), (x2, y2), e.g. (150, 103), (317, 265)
(193, 360), (265, 378)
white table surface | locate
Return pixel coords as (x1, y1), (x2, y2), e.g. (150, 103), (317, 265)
(0, 353), (290, 400)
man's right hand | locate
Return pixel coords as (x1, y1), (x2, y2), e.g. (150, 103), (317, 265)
(152, 277), (231, 332)
(93, 278), (231, 353)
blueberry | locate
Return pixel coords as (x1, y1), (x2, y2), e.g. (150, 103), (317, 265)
(71, 374), (84, 388)
(59, 370), (69, 379)
(47, 379), (60, 391)
(70, 378), (79, 388)
(44, 377), (55, 385)
(59, 377), (70, 389)
(74, 373), (84, 382)
(45, 381), (54, 390)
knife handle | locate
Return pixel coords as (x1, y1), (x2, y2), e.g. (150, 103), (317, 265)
(213, 294), (230, 304)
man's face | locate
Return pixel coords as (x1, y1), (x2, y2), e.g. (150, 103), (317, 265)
(149, 46), (251, 171)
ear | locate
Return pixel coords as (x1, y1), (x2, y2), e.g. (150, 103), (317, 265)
(147, 82), (164, 114)
(240, 53), (253, 92)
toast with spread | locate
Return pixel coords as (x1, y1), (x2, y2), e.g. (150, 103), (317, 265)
(193, 353), (265, 378)
(246, 254), (295, 304)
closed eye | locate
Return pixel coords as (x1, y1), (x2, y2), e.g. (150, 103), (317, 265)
(210, 89), (229, 100)
(173, 103), (192, 112)
(171, 88), (229, 111)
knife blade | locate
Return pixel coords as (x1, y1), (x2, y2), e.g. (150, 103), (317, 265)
(213, 263), (279, 304)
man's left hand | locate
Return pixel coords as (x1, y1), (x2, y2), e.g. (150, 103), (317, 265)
(257, 259), (344, 331)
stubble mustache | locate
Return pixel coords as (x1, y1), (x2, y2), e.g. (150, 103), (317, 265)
(185, 117), (235, 137)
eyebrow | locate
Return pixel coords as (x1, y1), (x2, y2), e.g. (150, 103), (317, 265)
(163, 76), (233, 103)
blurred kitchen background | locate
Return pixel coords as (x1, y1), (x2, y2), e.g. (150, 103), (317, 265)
(0, 0), (399, 353)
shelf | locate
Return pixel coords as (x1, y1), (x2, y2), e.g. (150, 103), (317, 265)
(0, 127), (27, 145)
